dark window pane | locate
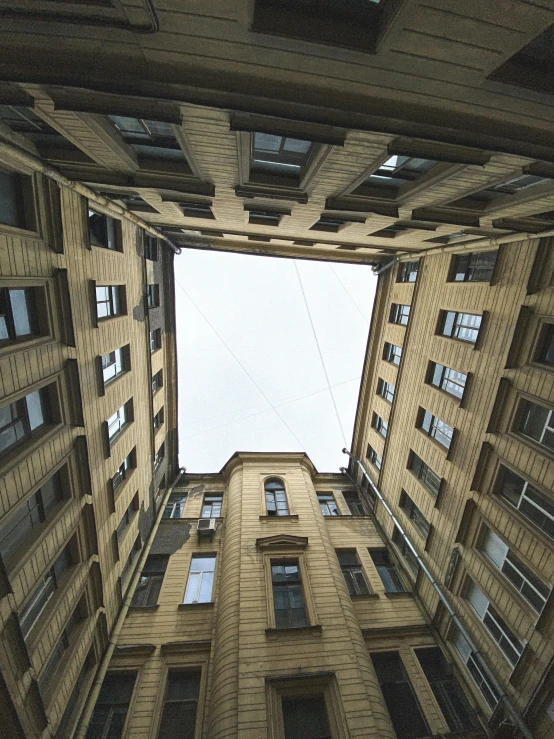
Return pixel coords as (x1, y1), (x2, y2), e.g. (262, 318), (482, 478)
(86, 673), (136, 739)
(282, 695), (331, 739)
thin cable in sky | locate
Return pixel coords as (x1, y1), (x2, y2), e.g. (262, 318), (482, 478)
(181, 376), (361, 441)
(328, 264), (370, 326)
(175, 277), (307, 449)
(294, 261), (348, 447)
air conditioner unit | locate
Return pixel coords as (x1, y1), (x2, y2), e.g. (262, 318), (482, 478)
(197, 518), (216, 537)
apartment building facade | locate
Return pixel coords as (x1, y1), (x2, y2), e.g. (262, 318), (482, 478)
(0, 148), (178, 738)
(351, 238), (554, 738)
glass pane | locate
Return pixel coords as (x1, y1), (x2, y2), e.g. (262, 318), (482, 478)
(190, 556), (215, 572)
(26, 390), (45, 431)
(467, 582), (488, 618)
(282, 696), (330, 739)
(482, 530), (508, 568)
(184, 573), (200, 604)
(283, 137), (311, 154)
(253, 133), (281, 152)
(10, 289), (32, 336)
(198, 571), (214, 602)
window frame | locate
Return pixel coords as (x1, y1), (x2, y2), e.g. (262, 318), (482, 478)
(369, 549), (407, 594)
(399, 490), (431, 540)
(438, 310), (482, 345)
(427, 361), (468, 402)
(94, 283), (125, 323)
(147, 283), (160, 309)
(376, 378), (395, 404)
(514, 398), (554, 457)
(451, 627), (500, 710)
(264, 478), (290, 517)
(201, 493), (222, 518)
(144, 234), (159, 261)
(131, 554), (168, 608)
(163, 493), (188, 519)
(396, 260), (419, 283)
(372, 412), (388, 439)
(337, 550), (371, 597)
(317, 492), (340, 517)
(408, 451), (442, 498)
(0, 384), (54, 462)
(0, 167), (36, 233)
(183, 553), (216, 605)
(87, 670), (138, 739)
(111, 449), (135, 496)
(389, 302), (411, 326)
(366, 444), (382, 471)
(417, 408), (454, 451)
(0, 285), (48, 349)
(495, 464), (554, 542)
(106, 400), (133, 447)
(156, 669), (202, 739)
(100, 344), (130, 389)
(449, 251), (498, 283)
(87, 207), (122, 251)
(150, 328), (162, 353)
(383, 341), (402, 366)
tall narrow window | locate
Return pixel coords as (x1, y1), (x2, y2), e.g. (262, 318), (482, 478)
(282, 695), (331, 739)
(111, 451), (134, 493)
(418, 409), (453, 450)
(157, 671), (200, 739)
(344, 491), (366, 516)
(153, 408), (164, 430)
(452, 628), (500, 709)
(372, 412), (388, 439)
(183, 555), (216, 604)
(39, 608), (80, 692)
(369, 550), (407, 593)
(337, 551), (370, 595)
(116, 497), (137, 542)
(154, 442), (165, 467)
(0, 470), (64, 563)
(19, 544), (72, 637)
(399, 491), (430, 539)
(371, 651), (430, 739)
(481, 528), (550, 614)
(0, 287), (41, 345)
(397, 260), (419, 283)
(428, 362), (467, 400)
(201, 494), (222, 518)
(144, 235), (159, 261)
(383, 342), (402, 366)
(150, 328), (161, 352)
(107, 401), (132, 444)
(389, 303), (410, 326)
(0, 387), (52, 459)
(131, 555), (168, 607)
(86, 672), (136, 739)
(497, 467), (554, 540)
(265, 479), (289, 516)
(392, 526), (419, 576)
(466, 581), (524, 666)
(88, 210), (121, 251)
(318, 493), (339, 516)
(152, 369), (163, 395)
(377, 378), (395, 403)
(121, 536), (141, 582)
(536, 323), (554, 366)
(367, 445), (382, 470)
(451, 251), (497, 282)
(101, 346), (129, 386)
(0, 169), (32, 229)
(163, 494), (187, 519)
(271, 561), (308, 628)
(439, 310), (482, 344)
(147, 284), (160, 308)
(409, 452), (441, 497)
(416, 647), (478, 732)
(96, 285), (124, 320)
(518, 400), (554, 451)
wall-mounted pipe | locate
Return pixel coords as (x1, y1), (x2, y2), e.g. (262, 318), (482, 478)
(341, 449), (533, 739)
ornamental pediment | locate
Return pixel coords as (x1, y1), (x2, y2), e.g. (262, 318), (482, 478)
(255, 534), (308, 551)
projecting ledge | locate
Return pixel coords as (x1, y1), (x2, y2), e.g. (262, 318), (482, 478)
(265, 625), (322, 639)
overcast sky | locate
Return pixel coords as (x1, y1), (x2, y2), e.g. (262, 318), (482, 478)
(174, 249), (377, 473)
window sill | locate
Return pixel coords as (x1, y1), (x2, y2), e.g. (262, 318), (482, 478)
(0, 335), (55, 361)
(178, 601), (215, 610)
(259, 514), (299, 521)
(351, 593), (379, 599)
(266, 624), (322, 637)
(384, 591), (412, 598)
(128, 604), (159, 611)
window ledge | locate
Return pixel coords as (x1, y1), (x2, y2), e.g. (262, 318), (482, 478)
(128, 604), (159, 611)
(384, 591), (412, 598)
(178, 601), (215, 610)
(266, 624), (322, 637)
(259, 514), (299, 521)
(351, 593), (380, 599)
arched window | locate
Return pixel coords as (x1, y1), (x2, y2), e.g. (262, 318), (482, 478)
(265, 479), (289, 516)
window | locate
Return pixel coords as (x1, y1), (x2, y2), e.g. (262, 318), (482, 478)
(536, 323), (554, 366)
(451, 251), (497, 282)
(371, 651), (430, 739)
(88, 210), (121, 250)
(0, 387), (52, 459)
(367, 445), (382, 470)
(248, 208), (282, 226)
(154, 442), (165, 467)
(0, 287), (41, 345)
(39, 609), (80, 693)
(498, 466), (554, 540)
(150, 328), (162, 352)
(392, 526), (419, 576)
(116, 497), (136, 542)
(265, 478), (289, 516)
(0, 470), (64, 563)
(364, 155), (437, 190)
(369, 550), (406, 593)
(57, 652), (92, 739)
(108, 115), (188, 165)
(377, 378), (394, 403)
(19, 544), (72, 637)
(399, 491), (430, 539)
(310, 215), (348, 232)
(183, 555), (215, 604)
(157, 671), (200, 739)
(179, 201), (214, 219)
(131, 554), (168, 607)
(271, 560), (308, 628)
(101, 346), (129, 386)
(418, 409), (454, 450)
(337, 551), (370, 596)
(112, 451), (134, 493)
(466, 580), (524, 666)
(389, 303), (410, 326)
(344, 491), (366, 516)
(152, 369), (163, 394)
(201, 494), (222, 518)
(250, 132), (314, 179)
(318, 492), (339, 516)
(96, 285), (124, 320)
(147, 284), (160, 308)
(383, 342), (402, 366)
(397, 260), (419, 283)
(0, 168), (31, 229)
(416, 648), (478, 732)
(428, 362), (467, 400)
(120, 536), (141, 582)
(86, 672), (136, 739)
(518, 400), (553, 452)
(282, 695), (331, 739)
(107, 401), (132, 444)
(144, 234), (159, 260)
(481, 528), (551, 614)
(372, 412), (388, 439)
(153, 408), (164, 430)
(452, 628), (500, 709)
(466, 174), (550, 202)
(163, 493), (187, 519)
(439, 310), (482, 344)
(409, 453), (441, 497)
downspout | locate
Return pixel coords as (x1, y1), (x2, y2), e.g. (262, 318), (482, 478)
(0, 140), (181, 254)
(341, 449), (534, 739)
(372, 257), (398, 276)
(73, 467), (186, 739)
